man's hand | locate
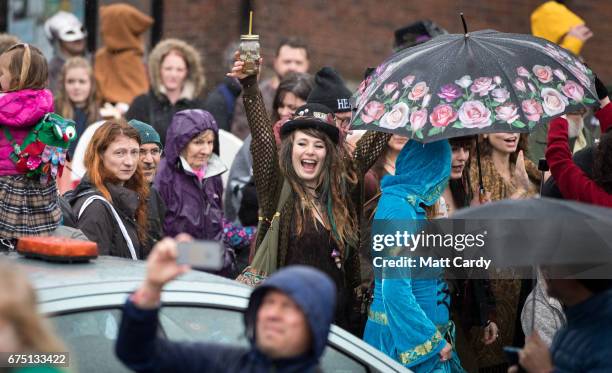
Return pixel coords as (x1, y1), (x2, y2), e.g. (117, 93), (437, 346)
(439, 341), (452, 362)
(133, 235), (192, 309)
(516, 331), (554, 373)
(482, 321), (499, 345)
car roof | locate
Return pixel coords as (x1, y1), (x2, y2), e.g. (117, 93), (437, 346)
(5, 252), (252, 304)
(7, 252), (241, 289)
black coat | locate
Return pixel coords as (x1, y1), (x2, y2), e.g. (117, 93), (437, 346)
(145, 186), (166, 256)
(126, 91), (206, 146)
(202, 77), (242, 132)
(72, 178), (144, 259)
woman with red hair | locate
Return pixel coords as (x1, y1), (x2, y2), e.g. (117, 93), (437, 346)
(70, 120), (150, 259)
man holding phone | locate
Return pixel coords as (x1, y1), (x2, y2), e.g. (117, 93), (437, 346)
(115, 236), (337, 372)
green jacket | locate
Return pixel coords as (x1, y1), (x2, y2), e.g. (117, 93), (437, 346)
(528, 121), (598, 164)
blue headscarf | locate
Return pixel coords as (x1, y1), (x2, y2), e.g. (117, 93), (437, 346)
(375, 139), (451, 220)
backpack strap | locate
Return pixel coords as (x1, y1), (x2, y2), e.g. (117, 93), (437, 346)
(78, 195), (137, 260)
(2, 127), (21, 155)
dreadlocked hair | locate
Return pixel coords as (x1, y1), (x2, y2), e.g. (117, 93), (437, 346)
(279, 128), (358, 256)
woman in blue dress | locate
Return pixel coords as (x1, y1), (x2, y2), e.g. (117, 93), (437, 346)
(364, 139), (464, 372)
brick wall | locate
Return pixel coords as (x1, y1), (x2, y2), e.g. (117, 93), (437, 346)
(162, 0), (612, 94)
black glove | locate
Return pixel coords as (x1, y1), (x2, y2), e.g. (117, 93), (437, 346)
(595, 76), (609, 100)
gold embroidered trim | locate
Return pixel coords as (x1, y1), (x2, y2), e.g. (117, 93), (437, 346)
(398, 330), (444, 365)
(367, 310), (388, 325)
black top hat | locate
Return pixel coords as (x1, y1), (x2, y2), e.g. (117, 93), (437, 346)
(393, 20), (448, 51)
(280, 103), (340, 144)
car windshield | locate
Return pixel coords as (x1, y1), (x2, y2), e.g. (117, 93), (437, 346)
(51, 305), (369, 373)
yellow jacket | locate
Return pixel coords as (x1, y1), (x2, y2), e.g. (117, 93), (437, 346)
(531, 1), (585, 55)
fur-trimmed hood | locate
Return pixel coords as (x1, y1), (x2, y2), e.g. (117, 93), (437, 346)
(148, 38), (205, 101)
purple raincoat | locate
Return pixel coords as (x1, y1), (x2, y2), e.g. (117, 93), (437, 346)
(154, 109), (227, 240)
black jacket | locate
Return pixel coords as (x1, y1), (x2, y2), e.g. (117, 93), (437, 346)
(126, 91), (206, 146)
(72, 177), (144, 259)
(145, 186), (166, 255)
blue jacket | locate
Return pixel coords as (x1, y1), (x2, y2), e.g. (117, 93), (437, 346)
(364, 140), (454, 372)
(115, 265), (336, 372)
(550, 289), (612, 372)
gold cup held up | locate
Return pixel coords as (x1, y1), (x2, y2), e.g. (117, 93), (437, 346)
(239, 11), (260, 76)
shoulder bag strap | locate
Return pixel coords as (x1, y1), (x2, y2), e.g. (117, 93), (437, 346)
(276, 179), (292, 212)
(2, 127), (21, 155)
(78, 195), (138, 260)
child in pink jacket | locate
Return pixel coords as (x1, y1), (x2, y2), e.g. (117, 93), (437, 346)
(0, 44), (59, 249)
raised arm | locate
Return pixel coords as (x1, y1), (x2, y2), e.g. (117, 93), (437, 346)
(229, 60), (283, 222)
(545, 116), (612, 207)
(352, 131), (392, 176)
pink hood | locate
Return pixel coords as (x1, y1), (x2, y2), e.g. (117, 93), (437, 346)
(0, 89), (54, 176)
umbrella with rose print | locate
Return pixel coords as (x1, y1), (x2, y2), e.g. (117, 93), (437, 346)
(351, 29), (598, 142)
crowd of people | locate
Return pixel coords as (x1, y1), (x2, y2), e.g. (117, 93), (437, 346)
(1, 1), (612, 372)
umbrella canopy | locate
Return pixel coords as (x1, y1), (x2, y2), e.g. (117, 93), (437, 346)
(351, 29), (598, 142)
(444, 198), (612, 274)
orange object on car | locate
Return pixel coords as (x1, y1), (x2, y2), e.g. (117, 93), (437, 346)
(17, 236), (98, 262)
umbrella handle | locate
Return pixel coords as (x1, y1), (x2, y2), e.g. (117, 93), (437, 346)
(475, 135), (486, 200)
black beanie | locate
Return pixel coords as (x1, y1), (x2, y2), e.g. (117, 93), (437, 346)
(307, 67), (353, 113)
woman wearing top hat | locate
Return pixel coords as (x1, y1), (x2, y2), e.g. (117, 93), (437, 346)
(228, 57), (390, 333)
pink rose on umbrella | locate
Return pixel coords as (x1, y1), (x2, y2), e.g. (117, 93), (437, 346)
(380, 102), (410, 129)
(438, 83), (462, 102)
(408, 82), (429, 101)
(383, 82), (398, 95)
(494, 76), (502, 85)
(521, 99), (544, 122)
(455, 75), (472, 89)
(402, 75), (416, 88)
(553, 69), (567, 82)
(561, 80), (585, 102)
(514, 78), (527, 92)
(360, 101), (385, 124)
(495, 103), (520, 124)
(533, 65), (553, 84)
(430, 104), (458, 128)
(517, 66), (531, 78)
(458, 100), (492, 128)
(541, 88), (568, 116)
(491, 88), (510, 103)
(410, 108), (428, 131)
(470, 77), (495, 97)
